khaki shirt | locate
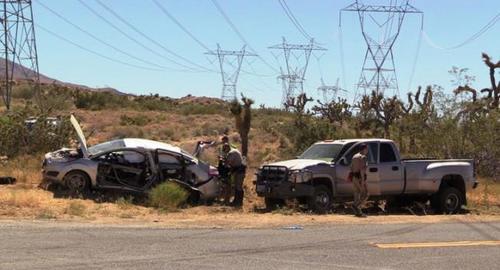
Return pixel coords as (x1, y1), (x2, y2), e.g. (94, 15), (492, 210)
(226, 149), (243, 168)
(351, 152), (367, 173)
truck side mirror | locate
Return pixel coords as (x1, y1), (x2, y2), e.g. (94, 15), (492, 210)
(339, 157), (347, 166)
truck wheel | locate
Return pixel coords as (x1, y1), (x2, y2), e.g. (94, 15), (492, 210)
(265, 198), (286, 211)
(307, 185), (332, 214)
(64, 171), (90, 197)
(435, 187), (464, 214)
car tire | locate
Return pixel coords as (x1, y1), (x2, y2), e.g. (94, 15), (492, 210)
(64, 171), (90, 197)
(265, 197), (286, 211)
(307, 185), (332, 214)
(434, 187), (464, 214)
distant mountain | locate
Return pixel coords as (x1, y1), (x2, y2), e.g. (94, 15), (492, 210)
(0, 58), (127, 95)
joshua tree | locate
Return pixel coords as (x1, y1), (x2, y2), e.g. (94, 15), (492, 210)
(453, 53), (500, 112)
(366, 91), (402, 138)
(400, 86), (435, 153)
(229, 94), (254, 158)
(481, 53), (500, 109)
(312, 97), (352, 126)
(286, 93), (313, 116)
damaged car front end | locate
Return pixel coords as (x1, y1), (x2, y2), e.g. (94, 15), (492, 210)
(42, 115), (220, 201)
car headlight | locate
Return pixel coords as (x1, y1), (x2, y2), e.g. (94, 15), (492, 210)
(289, 170), (313, 183)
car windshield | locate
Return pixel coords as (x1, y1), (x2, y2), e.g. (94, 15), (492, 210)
(299, 143), (345, 162)
(88, 140), (125, 156)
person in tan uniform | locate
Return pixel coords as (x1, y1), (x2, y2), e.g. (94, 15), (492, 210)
(350, 144), (369, 217)
(222, 143), (246, 207)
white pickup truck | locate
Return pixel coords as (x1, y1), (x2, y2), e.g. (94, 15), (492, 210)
(255, 139), (478, 214)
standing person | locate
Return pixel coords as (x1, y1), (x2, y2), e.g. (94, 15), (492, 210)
(216, 135), (232, 205)
(222, 143), (246, 207)
(350, 144), (369, 217)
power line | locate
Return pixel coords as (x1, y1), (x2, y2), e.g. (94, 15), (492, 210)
(76, 0), (195, 72)
(36, 1), (167, 71)
(152, 0), (211, 52)
(36, 24), (162, 71)
(210, 0), (279, 74)
(152, 0), (269, 77)
(338, 25), (348, 92)
(94, 0), (211, 72)
(278, 0), (313, 40)
(423, 12), (499, 50)
(407, 29), (423, 92)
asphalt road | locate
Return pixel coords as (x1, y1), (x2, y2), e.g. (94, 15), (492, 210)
(1, 220), (499, 270)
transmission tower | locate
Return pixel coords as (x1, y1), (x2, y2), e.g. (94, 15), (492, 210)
(269, 37), (326, 108)
(206, 44), (257, 101)
(0, 0), (40, 110)
(340, 0), (422, 101)
(317, 78), (347, 103)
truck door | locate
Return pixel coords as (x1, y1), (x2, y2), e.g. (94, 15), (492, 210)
(378, 142), (404, 195)
(337, 142), (380, 196)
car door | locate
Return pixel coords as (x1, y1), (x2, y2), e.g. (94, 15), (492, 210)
(156, 149), (188, 183)
(378, 142), (404, 195)
(94, 149), (151, 190)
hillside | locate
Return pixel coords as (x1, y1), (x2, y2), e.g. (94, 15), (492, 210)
(0, 58), (126, 95)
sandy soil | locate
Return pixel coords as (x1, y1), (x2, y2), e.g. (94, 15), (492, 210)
(1, 185), (499, 229)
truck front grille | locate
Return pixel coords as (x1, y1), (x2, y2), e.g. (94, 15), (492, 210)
(258, 166), (288, 183)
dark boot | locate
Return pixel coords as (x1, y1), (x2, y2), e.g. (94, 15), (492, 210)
(231, 190), (244, 207)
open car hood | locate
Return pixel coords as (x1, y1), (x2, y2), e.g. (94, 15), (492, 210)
(70, 114), (89, 158)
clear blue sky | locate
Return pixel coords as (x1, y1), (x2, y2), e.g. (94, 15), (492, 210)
(34, 0), (499, 107)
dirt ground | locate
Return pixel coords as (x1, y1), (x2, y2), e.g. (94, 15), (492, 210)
(1, 184), (499, 229)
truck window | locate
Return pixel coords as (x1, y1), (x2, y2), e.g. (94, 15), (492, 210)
(345, 142), (377, 164)
(380, 143), (397, 163)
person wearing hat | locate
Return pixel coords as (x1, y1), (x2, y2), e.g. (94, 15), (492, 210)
(222, 143), (246, 207)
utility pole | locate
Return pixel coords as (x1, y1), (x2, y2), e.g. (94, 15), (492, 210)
(269, 37), (326, 109)
(0, 0), (40, 111)
(206, 44), (257, 101)
(340, 0), (422, 102)
(317, 78), (347, 103)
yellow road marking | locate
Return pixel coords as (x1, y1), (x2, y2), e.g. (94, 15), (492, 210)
(375, 240), (500, 249)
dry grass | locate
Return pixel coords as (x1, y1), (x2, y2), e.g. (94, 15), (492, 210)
(1, 108), (499, 227)
(468, 178), (500, 214)
(0, 155), (43, 186)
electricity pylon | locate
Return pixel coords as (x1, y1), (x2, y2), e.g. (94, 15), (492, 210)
(340, 0), (422, 101)
(317, 78), (347, 103)
(206, 44), (257, 101)
(0, 0), (40, 110)
(269, 37), (326, 108)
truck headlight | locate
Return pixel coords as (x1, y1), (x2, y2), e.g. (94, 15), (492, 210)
(289, 170), (313, 183)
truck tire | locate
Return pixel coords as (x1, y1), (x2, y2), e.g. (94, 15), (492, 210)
(433, 187), (464, 214)
(265, 197), (286, 211)
(307, 185), (332, 214)
(64, 170), (90, 197)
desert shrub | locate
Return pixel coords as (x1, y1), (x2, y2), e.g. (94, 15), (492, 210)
(119, 114), (151, 126)
(74, 91), (132, 110)
(0, 109), (73, 157)
(176, 103), (227, 115)
(12, 84), (36, 100)
(115, 196), (134, 210)
(110, 126), (145, 139)
(148, 181), (188, 211)
(37, 208), (57, 219)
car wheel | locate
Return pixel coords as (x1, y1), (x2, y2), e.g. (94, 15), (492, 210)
(64, 171), (90, 196)
(307, 185), (332, 214)
(265, 197), (286, 211)
(436, 187), (464, 214)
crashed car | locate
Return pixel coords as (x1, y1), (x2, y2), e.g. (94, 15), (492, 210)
(42, 115), (220, 201)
